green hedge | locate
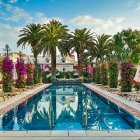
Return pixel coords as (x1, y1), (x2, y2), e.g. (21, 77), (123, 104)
(101, 63), (108, 85)
(120, 60), (134, 92)
(108, 60), (119, 88)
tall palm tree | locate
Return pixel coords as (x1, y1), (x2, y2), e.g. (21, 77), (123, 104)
(39, 20), (69, 76)
(68, 28), (97, 77)
(17, 24), (42, 65)
(93, 34), (113, 62)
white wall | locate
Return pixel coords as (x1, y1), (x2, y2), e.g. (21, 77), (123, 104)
(56, 64), (73, 72)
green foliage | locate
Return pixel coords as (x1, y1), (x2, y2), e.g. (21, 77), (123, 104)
(95, 66), (101, 84)
(56, 71), (74, 79)
(2, 73), (13, 92)
(114, 29), (140, 64)
(108, 60), (119, 88)
(68, 28), (97, 77)
(42, 71), (50, 83)
(50, 76), (57, 82)
(82, 71), (90, 78)
(39, 20), (69, 76)
(101, 63), (108, 85)
(93, 34), (113, 62)
(34, 66), (40, 84)
(120, 60), (134, 92)
(17, 24), (42, 65)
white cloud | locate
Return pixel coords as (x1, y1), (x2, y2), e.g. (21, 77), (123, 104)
(0, 23), (31, 54)
(70, 15), (126, 35)
(4, 4), (33, 23)
(136, 5), (140, 11)
(35, 12), (63, 24)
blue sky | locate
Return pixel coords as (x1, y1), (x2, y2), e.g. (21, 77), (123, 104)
(0, 0), (140, 54)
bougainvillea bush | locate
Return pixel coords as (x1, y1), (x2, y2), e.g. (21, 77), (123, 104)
(101, 62), (108, 85)
(95, 65), (101, 84)
(2, 58), (14, 92)
(15, 58), (27, 88)
(34, 65), (41, 84)
(120, 60), (134, 92)
(108, 60), (119, 88)
(26, 63), (34, 86)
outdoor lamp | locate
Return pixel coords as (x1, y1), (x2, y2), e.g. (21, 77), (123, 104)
(112, 50), (115, 55)
(103, 55), (106, 59)
(123, 44), (129, 50)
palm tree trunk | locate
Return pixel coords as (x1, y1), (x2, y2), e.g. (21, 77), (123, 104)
(51, 47), (56, 76)
(79, 52), (83, 77)
(34, 54), (38, 66)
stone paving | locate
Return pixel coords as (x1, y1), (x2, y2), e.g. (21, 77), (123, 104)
(0, 130), (140, 140)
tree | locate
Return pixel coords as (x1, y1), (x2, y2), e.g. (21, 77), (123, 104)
(39, 20), (69, 76)
(93, 34), (113, 62)
(68, 28), (97, 77)
(114, 28), (140, 64)
(17, 24), (42, 65)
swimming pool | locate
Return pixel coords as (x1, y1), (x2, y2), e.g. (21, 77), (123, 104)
(0, 84), (140, 131)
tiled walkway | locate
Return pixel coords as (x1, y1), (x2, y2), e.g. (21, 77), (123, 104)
(0, 130), (140, 140)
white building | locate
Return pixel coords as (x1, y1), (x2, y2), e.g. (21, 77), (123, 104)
(29, 54), (75, 72)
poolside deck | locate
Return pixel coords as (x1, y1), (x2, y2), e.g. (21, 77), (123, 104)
(0, 130), (140, 140)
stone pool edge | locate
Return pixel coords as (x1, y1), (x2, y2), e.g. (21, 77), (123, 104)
(83, 83), (140, 120)
(0, 84), (52, 115)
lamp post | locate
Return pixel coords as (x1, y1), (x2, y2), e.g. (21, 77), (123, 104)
(103, 55), (106, 61)
(123, 44), (129, 60)
(112, 50), (115, 59)
(3, 44), (11, 59)
(19, 51), (23, 61)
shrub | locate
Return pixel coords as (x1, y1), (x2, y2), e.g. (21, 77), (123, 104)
(108, 60), (119, 88)
(15, 59), (26, 88)
(120, 60), (134, 92)
(2, 58), (14, 92)
(33, 65), (41, 84)
(26, 63), (34, 86)
(50, 76), (57, 82)
(42, 71), (50, 83)
(101, 62), (108, 85)
(95, 65), (101, 84)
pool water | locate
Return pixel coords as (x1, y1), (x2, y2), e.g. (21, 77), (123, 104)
(0, 84), (140, 131)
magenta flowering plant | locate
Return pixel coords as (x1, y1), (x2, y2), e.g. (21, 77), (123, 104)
(120, 60), (134, 92)
(2, 57), (14, 92)
(15, 58), (27, 88)
(26, 63), (34, 86)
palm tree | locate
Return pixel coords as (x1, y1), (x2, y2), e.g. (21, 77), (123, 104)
(17, 24), (42, 66)
(93, 34), (113, 62)
(39, 20), (69, 76)
(68, 28), (97, 77)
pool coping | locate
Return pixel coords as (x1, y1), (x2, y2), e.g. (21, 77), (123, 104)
(0, 130), (140, 138)
(83, 83), (140, 120)
(0, 84), (51, 116)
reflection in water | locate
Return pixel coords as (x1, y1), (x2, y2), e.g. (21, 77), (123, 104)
(0, 84), (138, 131)
(2, 110), (14, 130)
